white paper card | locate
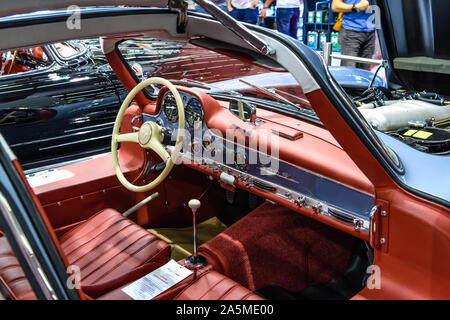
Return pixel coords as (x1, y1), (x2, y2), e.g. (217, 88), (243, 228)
(121, 260), (193, 300)
(27, 169), (74, 188)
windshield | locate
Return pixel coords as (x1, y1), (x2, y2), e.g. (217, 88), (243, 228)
(117, 37), (316, 122)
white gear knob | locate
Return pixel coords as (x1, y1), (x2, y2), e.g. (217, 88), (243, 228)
(188, 199), (201, 210)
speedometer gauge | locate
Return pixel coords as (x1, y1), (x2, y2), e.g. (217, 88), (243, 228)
(185, 98), (203, 130)
(162, 92), (178, 123)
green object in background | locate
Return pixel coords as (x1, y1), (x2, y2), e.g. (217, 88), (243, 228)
(331, 32), (340, 51)
(307, 31), (319, 50)
(319, 32), (328, 50)
(323, 11), (329, 23)
(308, 11), (315, 23)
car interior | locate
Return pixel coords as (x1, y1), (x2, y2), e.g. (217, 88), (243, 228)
(0, 47), (49, 75)
(0, 27), (376, 300)
(1, 3), (448, 301)
(0, 42), (82, 77)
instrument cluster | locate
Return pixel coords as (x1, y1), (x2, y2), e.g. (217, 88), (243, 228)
(161, 91), (204, 131)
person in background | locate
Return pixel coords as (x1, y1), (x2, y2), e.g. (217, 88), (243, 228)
(332, 0), (375, 70)
(261, 0), (302, 39)
(228, 0), (261, 24)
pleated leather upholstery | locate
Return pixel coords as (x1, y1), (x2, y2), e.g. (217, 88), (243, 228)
(0, 236), (36, 300)
(174, 271), (263, 300)
(59, 209), (170, 291)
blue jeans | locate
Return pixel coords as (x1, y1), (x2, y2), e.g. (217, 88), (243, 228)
(230, 8), (258, 24)
(276, 7), (300, 39)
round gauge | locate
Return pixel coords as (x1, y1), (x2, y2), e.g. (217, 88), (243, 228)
(162, 92), (178, 123)
(185, 98), (203, 130)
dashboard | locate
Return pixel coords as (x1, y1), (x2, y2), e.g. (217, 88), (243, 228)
(143, 87), (376, 238)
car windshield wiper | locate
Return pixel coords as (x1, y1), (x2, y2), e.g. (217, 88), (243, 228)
(239, 79), (312, 109)
(169, 78), (242, 97)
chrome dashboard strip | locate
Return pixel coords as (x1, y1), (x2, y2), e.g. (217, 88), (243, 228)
(143, 94), (375, 231)
(192, 155), (370, 232)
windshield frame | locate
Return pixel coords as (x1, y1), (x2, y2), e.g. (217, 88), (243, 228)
(115, 36), (320, 124)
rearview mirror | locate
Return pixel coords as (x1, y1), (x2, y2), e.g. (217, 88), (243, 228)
(229, 100), (256, 122)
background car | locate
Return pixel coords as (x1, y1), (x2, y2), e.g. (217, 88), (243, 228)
(0, 36), (383, 171)
(0, 39), (126, 170)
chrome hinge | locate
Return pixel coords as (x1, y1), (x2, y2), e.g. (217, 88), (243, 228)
(170, 0), (188, 33)
(369, 201), (390, 252)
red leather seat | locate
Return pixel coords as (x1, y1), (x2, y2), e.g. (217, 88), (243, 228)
(0, 236), (36, 300)
(59, 208), (170, 296)
(173, 271), (263, 300)
(1, 153), (170, 299)
(98, 269), (263, 300)
(0, 209), (170, 299)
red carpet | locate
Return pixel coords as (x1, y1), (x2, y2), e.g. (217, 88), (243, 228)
(199, 201), (355, 292)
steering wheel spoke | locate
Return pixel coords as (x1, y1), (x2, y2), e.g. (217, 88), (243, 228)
(115, 132), (139, 143)
(149, 139), (170, 163)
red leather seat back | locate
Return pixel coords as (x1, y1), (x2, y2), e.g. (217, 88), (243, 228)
(0, 237), (36, 300)
(59, 208), (170, 297)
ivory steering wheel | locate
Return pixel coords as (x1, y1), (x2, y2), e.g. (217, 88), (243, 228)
(111, 77), (185, 192)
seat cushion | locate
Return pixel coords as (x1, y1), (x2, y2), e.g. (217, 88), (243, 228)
(0, 237), (36, 300)
(174, 271), (263, 300)
(59, 208), (170, 296)
(97, 268), (263, 300)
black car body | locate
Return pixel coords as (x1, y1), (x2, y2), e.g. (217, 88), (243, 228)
(0, 39), (127, 170)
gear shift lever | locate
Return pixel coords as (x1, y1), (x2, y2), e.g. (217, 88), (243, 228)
(185, 199), (206, 268)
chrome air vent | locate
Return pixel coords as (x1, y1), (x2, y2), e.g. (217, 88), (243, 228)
(328, 209), (355, 225)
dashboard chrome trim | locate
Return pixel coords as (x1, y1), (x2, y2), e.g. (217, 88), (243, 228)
(188, 154), (371, 232)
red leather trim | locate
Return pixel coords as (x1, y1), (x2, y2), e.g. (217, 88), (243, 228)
(194, 244), (231, 276)
(173, 270), (263, 300)
(9, 160), (93, 299)
(33, 155), (136, 205)
(97, 265), (261, 300)
(12, 160), (71, 267)
(96, 265), (211, 300)
(105, 49), (149, 108)
(0, 236), (36, 300)
(53, 220), (86, 238)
